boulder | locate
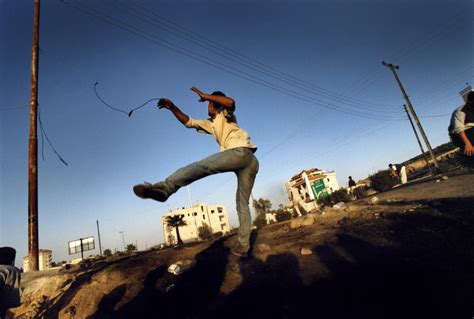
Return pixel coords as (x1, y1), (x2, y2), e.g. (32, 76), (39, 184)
(255, 243), (272, 252)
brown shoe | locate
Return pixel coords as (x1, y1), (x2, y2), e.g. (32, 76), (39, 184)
(231, 244), (249, 258)
(133, 183), (169, 202)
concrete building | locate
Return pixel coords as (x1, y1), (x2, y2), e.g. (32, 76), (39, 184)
(23, 249), (52, 272)
(286, 168), (340, 214)
(162, 203), (231, 246)
(265, 212), (277, 224)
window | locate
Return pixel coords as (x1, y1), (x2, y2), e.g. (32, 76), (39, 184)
(221, 223), (226, 230)
(327, 178), (330, 182)
(218, 207), (223, 213)
(201, 206), (204, 212)
(203, 214), (206, 220)
(194, 212), (197, 216)
(330, 187), (333, 191)
(211, 210), (215, 214)
(219, 216), (224, 222)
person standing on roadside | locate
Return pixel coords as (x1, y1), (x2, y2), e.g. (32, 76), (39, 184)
(449, 91), (474, 166)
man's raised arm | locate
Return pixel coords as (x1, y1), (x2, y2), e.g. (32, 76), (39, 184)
(158, 98), (189, 125)
(191, 86), (235, 111)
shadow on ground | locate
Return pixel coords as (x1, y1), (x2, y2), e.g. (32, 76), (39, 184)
(84, 197), (473, 319)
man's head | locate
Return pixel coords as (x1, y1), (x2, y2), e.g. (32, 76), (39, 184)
(464, 91), (474, 111)
(0, 247), (16, 266)
(207, 91), (226, 117)
(349, 176), (352, 179)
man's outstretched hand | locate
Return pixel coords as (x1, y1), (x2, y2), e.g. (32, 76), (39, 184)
(191, 86), (208, 102)
(157, 98), (175, 110)
(464, 143), (474, 156)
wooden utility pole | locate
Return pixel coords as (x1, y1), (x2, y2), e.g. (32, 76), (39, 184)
(403, 105), (433, 176)
(96, 220), (103, 256)
(28, 0), (41, 271)
(382, 61), (440, 170)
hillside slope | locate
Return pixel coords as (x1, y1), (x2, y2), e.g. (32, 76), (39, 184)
(10, 172), (474, 319)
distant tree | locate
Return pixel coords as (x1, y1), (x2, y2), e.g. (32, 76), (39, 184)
(329, 188), (351, 203)
(253, 212), (267, 228)
(103, 249), (112, 257)
(211, 231), (223, 240)
(198, 223), (213, 241)
(275, 210), (292, 222)
(369, 170), (397, 192)
(253, 198), (272, 215)
(352, 187), (366, 199)
(165, 215), (187, 245)
(126, 243), (137, 252)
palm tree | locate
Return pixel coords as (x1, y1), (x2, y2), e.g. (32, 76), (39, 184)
(165, 215), (187, 245)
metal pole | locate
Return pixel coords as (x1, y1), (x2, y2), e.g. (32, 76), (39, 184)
(28, 0), (41, 271)
(250, 193), (256, 221)
(187, 186), (198, 231)
(403, 105), (433, 176)
(382, 61), (440, 170)
(80, 238), (84, 260)
(96, 220), (103, 256)
(119, 231), (126, 250)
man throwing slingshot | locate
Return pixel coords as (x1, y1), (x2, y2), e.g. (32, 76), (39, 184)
(133, 86), (259, 257)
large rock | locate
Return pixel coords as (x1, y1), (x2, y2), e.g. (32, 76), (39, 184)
(301, 215), (316, 226)
(255, 243), (272, 252)
(290, 214), (316, 229)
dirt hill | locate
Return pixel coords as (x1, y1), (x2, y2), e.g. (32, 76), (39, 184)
(9, 172), (474, 319)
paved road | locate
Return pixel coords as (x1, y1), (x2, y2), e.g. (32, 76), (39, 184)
(371, 170), (474, 202)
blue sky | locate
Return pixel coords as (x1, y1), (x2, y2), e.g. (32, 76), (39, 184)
(1, 0), (472, 263)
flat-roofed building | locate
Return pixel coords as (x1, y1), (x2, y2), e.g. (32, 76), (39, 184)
(286, 168), (340, 215)
(162, 203), (230, 246)
(23, 249), (52, 272)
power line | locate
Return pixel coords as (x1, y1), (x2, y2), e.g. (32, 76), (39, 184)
(114, 0), (399, 111)
(38, 105), (68, 166)
(62, 0), (402, 120)
(0, 105), (28, 111)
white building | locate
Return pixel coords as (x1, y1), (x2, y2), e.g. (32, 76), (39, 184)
(162, 203), (231, 246)
(265, 212), (277, 224)
(286, 168), (340, 214)
(23, 249), (52, 272)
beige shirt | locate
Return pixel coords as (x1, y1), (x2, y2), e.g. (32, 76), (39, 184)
(185, 112), (257, 152)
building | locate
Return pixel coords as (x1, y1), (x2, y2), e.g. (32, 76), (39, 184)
(285, 168), (340, 214)
(23, 249), (53, 272)
(265, 212), (277, 224)
(162, 203), (231, 246)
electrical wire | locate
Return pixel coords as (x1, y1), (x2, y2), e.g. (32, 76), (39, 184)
(0, 105), (28, 111)
(38, 105), (68, 166)
(62, 0), (402, 120)
(93, 82), (160, 117)
(114, 0), (399, 111)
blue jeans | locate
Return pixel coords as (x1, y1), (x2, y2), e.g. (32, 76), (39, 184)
(158, 147), (259, 251)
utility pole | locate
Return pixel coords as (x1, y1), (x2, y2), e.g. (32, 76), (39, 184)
(119, 231), (126, 250)
(250, 193), (256, 221)
(403, 105), (433, 176)
(28, 0), (41, 271)
(96, 220), (103, 256)
(382, 61), (440, 170)
(187, 186), (198, 231)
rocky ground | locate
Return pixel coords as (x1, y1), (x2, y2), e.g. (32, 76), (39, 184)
(9, 171), (474, 319)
